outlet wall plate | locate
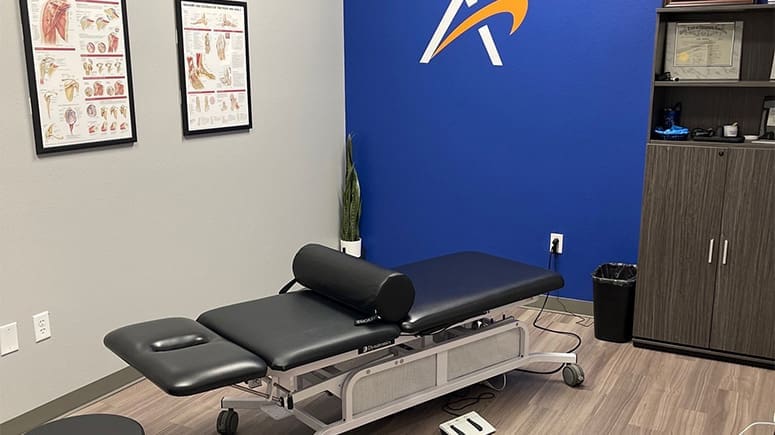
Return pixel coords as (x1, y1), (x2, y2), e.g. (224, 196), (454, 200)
(550, 233), (564, 254)
(1, 322), (20, 356)
(33, 311), (52, 343)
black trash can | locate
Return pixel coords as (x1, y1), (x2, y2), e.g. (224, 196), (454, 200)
(592, 263), (637, 343)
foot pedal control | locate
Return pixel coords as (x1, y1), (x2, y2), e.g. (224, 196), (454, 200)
(260, 404), (292, 421)
(440, 411), (495, 434)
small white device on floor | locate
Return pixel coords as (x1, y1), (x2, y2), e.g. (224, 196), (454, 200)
(440, 411), (495, 434)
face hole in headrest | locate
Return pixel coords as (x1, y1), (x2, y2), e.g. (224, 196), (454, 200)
(150, 334), (208, 352)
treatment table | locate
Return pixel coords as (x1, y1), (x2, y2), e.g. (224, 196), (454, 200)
(105, 244), (583, 434)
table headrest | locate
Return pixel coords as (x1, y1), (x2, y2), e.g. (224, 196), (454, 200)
(292, 244), (415, 323)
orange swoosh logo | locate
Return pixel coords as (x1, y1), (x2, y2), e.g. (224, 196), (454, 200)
(432, 0), (528, 58)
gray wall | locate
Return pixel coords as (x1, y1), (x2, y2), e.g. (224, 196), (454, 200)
(0, 0), (344, 423)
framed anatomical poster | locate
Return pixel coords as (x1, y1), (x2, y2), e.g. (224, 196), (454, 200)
(176, 0), (253, 136)
(19, 0), (137, 155)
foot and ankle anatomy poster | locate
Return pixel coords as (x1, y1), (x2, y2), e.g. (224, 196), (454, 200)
(176, 0), (252, 135)
(20, 0), (137, 154)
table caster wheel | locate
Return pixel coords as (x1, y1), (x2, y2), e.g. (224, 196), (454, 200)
(562, 363), (585, 387)
(217, 409), (239, 434)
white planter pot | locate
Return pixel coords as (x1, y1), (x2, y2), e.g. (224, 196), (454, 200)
(340, 239), (362, 258)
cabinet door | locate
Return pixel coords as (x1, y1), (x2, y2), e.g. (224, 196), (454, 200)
(710, 149), (775, 360)
(634, 145), (728, 348)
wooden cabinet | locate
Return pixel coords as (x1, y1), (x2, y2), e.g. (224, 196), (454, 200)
(634, 144), (775, 366)
(634, 145), (727, 348)
(634, 2), (775, 368)
(710, 149), (775, 360)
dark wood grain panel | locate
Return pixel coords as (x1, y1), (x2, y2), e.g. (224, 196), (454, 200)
(651, 87), (773, 137)
(710, 148), (775, 359)
(634, 145), (728, 347)
(739, 13), (775, 81)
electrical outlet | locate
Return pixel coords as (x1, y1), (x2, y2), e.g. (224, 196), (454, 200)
(549, 233), (564, 254)
(33, 311), (52, 343)
(1, 323), (20, 356)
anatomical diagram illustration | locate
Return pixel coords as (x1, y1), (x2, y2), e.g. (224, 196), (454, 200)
(221, 14), (236, 27)
(63, 79), (79, 102)
(187, 56), (203, 90)
(216, 33), (227, 61)
(43, 91), (57, 118)
(108, 33), (119, 53)
(187, 53), (215, 90)
(40, 0), (70, 45)
(80, 17), (94, 30)
(83, 59), (93, 76)
(45, 124), (63, 141)
(26, 0), (133, 149)
(193, 14), (208, 26)
(105, 7), (119, 21)
(220, 66), (232, 86)
(180, 3), (249, 132)
(96, 17), (109, 31)
(65, 108), (77, 134)
(39, 57), (59, 84)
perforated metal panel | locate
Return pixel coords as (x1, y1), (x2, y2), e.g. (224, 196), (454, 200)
(447, 329), (520, 380)
(352, 356), (436, 415)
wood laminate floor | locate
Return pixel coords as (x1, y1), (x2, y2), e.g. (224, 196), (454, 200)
(75, 309), (775, 434)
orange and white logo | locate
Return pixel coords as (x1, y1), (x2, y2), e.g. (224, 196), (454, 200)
(421, 0), (528, 66)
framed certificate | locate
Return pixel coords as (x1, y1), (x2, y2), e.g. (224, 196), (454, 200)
(664, 22), (744, 80)
(19, 0), (138, 155)
(175, 0), (253, 136)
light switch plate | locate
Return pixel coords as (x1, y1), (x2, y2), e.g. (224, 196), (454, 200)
(1, 323), (20, 356)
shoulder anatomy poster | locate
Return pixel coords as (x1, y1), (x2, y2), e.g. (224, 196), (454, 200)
(19, 0), (137, 155)
(176, 0), (252, 135)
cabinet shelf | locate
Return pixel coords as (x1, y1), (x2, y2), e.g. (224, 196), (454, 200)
(654, 80), (775, 88)
(649, 139), (775, 148)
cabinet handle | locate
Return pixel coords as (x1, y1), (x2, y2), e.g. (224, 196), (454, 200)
(708, 239), (715, 263)
(722, 240), (729, 265)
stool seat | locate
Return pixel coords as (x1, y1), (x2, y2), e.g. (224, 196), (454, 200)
(27, 414), (144, 435)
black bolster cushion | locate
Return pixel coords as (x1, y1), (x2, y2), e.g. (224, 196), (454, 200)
(292, 244), (415, 323)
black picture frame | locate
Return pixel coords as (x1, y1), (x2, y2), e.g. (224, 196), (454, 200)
(19, 0), (138, 155)
(175, 0), (253, 136)
(760, 96), (775, 138)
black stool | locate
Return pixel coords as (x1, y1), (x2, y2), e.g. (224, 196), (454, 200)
(27, 414), (144, 435)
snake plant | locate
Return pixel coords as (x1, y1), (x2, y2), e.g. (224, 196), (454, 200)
(340, 134), (361, 241)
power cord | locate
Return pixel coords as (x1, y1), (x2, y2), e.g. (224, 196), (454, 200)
(442, 387), (496, 417)
(544, 241), (592, 326)
(514, 238), (583, 375)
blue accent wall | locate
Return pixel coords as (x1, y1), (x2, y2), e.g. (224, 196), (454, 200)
(344, 0), (662, 301)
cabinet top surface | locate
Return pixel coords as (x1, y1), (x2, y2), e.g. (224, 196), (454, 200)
(649, 140), (775, 150)
(658, 3), (775, 14)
